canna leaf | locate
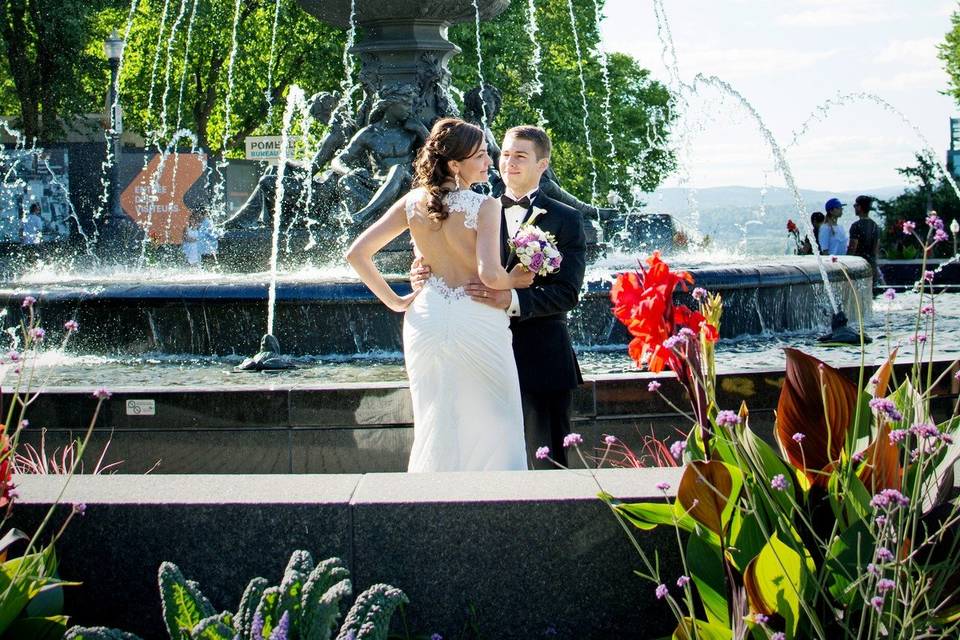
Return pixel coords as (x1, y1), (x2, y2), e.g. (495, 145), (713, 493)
(677, 460), (743, 539)
(776, 349), (857, 488)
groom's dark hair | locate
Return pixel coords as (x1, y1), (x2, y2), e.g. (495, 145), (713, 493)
(504, 125), (551, 160)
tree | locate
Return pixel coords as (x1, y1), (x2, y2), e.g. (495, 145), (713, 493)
(0, 0), (120, 142)
(940, 7), (960, 107)
(449, 0), (674, 204)
(112, 0), (345, 153)
(878, 152), (960, 259)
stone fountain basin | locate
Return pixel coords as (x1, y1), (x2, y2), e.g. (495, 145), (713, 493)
(0, 256), (871, 357)
(296, 0), (510, 28)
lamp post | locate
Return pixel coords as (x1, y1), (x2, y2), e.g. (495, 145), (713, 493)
(102, 30), (130, 260)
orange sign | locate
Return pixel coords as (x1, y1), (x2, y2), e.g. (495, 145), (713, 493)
(120, 153), (206, 244)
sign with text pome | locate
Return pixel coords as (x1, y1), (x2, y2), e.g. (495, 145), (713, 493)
(244, 136), (302, 163)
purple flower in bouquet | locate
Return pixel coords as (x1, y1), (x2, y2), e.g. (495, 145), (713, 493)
(508, 223), (562, 277)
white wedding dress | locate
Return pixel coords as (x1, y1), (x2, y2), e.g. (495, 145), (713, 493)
(403, 189), (528, 472)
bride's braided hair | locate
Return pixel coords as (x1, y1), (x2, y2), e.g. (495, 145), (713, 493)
(412, 117), (484, 223)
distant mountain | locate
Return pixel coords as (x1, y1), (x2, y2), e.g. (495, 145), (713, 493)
(644, 185), (907, 213)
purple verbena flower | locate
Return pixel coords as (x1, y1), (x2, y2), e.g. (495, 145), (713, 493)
(926, 212), (944, 230)
(888, 429), (907, 445)
(431, 634), (443, 640)
(692, 287), (708, 301)
(669, 440), (686, 460)
(871, 595), (885, 612)
(92, 387), (112, 400)
(771, 634), (786, 640)
(535, 446), (550, 460)
(876, 578), (895, 594)
(562, 433), (582, 448)
(6, 350), (19, 362)
(21, 296), (35, 308)
(867, 562), (879, 576)
(648, 380), (661, 393)
(676, 575), (690, 588)
(852, 451), (865, 464)
(792, 432), (806, 443)
(883, 288), (896, 301)
(912, 422), (939, 438)
(72, 503), (86, 516)
(924, 270), (935, 283)
(870, 489), (909, 510)
(902, 220), (916, 235)
(869, 398), (903, 422)
(679, 327), (697, 338)
(20, 419), (27, 429)
(909, 332), (928, 344)
(716, 410), (741, 428)
(656, 481), (671, 491)
(770, 474), (788, 491)
(753, 613), (769, 624)
(831, 256), (838, 263)
(655, 584), (668, 600)
(28, 327), (45, 341)
(604, 435), (617, 446)
(934, 228), (949, 243)
(663, 335), (683, 349)
(64, 319), (79, 332)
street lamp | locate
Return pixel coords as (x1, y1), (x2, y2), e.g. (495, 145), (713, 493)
(102, 30), (132, 261)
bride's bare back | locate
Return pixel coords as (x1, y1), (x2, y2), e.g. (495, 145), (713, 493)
(405, 187), (491, 289)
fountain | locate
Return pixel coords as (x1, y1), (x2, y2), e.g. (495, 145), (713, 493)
(1, 1), (880, 407)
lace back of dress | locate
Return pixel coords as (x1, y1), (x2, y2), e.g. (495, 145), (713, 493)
(406, 188), (483, 230)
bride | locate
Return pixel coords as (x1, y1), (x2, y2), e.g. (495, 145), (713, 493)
(346, 118), (534, 472)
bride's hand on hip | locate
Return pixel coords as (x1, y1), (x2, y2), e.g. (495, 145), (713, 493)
(390, 290), (421, 313)
(509, 263), (536, 289)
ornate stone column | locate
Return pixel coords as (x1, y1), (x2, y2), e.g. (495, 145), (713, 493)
(296, 0), (510, 124)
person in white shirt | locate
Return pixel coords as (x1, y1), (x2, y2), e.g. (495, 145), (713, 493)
(818, 197), (848, 256)
(21, 203), (43, 245)
(182, 210), (201, 266)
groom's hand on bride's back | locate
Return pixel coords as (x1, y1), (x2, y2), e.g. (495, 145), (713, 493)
(464, 279), (512, 309)
(409, 256), (431, 291)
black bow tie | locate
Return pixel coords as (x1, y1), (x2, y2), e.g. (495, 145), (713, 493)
(501, 193), (536, 209)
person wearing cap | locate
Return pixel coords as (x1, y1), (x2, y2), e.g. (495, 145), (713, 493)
(847, 195), (880, 282)
(818, 197), (848, 256)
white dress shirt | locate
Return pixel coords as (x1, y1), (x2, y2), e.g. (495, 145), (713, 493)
(503, 187), (539, 317)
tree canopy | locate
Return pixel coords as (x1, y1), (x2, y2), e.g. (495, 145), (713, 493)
(0, 0), (675, 202)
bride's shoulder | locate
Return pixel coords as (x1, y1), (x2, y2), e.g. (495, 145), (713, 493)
(404, 187), (426, 217)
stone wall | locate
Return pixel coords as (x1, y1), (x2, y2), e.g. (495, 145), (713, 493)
(13, 469), (683, 639)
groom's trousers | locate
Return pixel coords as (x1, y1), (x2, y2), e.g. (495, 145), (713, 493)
(522, 389), (573, 470)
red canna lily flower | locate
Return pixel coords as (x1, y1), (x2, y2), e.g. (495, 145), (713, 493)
(611, 252), (717, 373)
(787, 219), (798, 234)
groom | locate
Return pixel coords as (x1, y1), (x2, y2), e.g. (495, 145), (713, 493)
(465, 126), (587, 469)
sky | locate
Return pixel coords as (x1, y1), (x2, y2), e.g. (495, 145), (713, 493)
(599, 0), (959, 191)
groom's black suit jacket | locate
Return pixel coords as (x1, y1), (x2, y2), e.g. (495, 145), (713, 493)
(501, 192), (586, 393)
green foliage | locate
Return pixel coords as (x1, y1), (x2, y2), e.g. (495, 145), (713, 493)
(0, 0), (124, 141)
(0, 535), (75, 638)
(66, 550), (406, 640)
(877, 153), (960, 259)
(449, 0), (674, 203)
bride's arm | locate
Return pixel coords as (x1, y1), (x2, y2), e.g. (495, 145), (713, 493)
(346, 197), (417, 312)
(476, 198), (535, 290)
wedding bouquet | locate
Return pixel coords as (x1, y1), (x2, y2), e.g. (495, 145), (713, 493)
(508, 224), (562, 276)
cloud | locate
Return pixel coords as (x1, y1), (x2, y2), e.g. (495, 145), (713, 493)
(861, 69), (948, 92)
(776, 7), (900, 27)
(875, 37), (942, 64)
(608, 42), (841, 79)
